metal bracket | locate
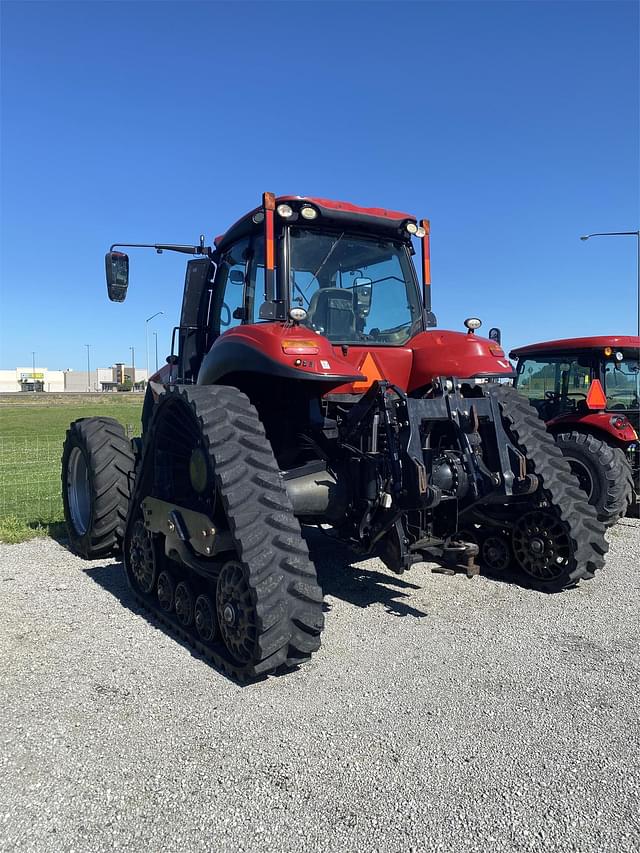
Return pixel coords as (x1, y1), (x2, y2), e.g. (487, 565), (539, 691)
(142, 497), (233, 557)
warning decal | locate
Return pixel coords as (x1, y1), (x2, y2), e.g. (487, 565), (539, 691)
(352, 352), (384, 391)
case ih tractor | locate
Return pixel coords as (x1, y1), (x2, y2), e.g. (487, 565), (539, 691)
(510, 336), (639, 525)
(62, 193), (607, 680)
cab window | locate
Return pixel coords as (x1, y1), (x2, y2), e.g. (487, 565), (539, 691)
(516, 355), (592, 418)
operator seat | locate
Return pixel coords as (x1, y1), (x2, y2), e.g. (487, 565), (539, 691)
(306, 288), (356, 341)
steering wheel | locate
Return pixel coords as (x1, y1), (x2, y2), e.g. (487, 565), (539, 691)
(220, 303), (231, 328)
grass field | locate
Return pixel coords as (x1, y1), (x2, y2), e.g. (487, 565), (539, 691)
(0, 394), (142, 543)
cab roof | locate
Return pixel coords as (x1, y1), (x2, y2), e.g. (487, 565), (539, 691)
(510, 335), (640, 358)
(214, 195), (418, 251)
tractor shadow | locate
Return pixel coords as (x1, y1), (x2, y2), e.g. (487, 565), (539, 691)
(303, 528), (429, 619)
(82, 560), (259, 686)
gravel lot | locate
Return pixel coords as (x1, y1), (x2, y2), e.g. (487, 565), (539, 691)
(1, 521), (639, 853)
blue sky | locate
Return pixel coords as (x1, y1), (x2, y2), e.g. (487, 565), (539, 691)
(1, 0), (638, 370)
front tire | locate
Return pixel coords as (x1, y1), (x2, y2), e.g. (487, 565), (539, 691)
(61, 417), (135, 558)
(555, 431), (633, 526)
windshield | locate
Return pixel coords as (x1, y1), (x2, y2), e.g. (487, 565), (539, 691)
(288, 228), (422, 344)
(604, 354), (640, 411)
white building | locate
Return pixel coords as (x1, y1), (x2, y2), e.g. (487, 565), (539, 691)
(0, 365), (148, 393)
(0, 367), (65, 393)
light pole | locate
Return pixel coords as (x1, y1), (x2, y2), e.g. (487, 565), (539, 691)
(145, 311), (164, 381)
(85, 344), (91, 392)
(153, 330), (159, 372)
(130, 346), (135, 391)
(580, 231), (640, 336)
(31, 351), (36, 392)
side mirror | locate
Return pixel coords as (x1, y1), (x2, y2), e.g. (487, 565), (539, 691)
(229, 269), (245, 285)
(353, 277), (372, 316)
(488, 327), (501, 344)
(105, 251), (129, 302)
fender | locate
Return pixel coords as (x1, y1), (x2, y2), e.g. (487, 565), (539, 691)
(197, 323), (364, 387)
(546, 410), (639, 445)
(408, 330), (515, 389)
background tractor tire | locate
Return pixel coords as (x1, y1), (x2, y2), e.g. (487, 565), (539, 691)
(483, 385), (608, 592)
(61, 417), (134, 559)
(555, 431), (633, 526)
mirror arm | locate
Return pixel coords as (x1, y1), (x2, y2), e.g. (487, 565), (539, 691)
(109, 239), (213, 257)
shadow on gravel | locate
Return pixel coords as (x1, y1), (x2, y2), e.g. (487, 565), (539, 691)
(303, 528), (429, 618)
(82, 561), (251, 685)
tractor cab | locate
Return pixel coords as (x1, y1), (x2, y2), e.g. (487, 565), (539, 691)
(511, 337), (640, 427)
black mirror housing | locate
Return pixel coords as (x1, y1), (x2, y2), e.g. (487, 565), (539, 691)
(105, 251), (129, 302)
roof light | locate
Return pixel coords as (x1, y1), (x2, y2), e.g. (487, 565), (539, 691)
(289, 307), (308, 323)
(615, 351), (624, 361)
(300, 205), (317, 220)
(415, 226), (426, 238)
(603, 346), (613, 356)
(276, 203), (293, 218)
(252, 211), (264, 224)
(464, 317), (482, 331)
(406, 222), (418, 234)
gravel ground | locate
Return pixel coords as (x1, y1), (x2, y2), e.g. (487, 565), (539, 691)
(1, 521), (639, 853)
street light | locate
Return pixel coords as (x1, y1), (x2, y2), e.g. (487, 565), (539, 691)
(153, 330), (159, 372)
(130, 346), (135, 391)
(31, 351), (36, 393)
(85, 344), (91, 392)
(146, 311), (164, 380)
(580, 231), (640, 336)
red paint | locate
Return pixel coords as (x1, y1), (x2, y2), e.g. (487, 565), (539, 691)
(510, 335), (640, 357)
(215, 194), (419, 247)
(277, 196), (415, 222)
(330, 330), (514, 394)
(211, 323), (364, 385)
(546, 410), (638, 443)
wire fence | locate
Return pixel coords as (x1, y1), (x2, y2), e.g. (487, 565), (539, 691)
(0, 425), (135, 527)
(0, 435), (65, 524)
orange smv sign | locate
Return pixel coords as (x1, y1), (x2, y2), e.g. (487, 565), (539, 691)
(353, 352), (384, 391)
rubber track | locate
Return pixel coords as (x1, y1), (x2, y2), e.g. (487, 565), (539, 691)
(61, 417), (135, 559)
(556, 431), (634, 526)
(125, 385), (324, 681)
(484, 385), (608, 590)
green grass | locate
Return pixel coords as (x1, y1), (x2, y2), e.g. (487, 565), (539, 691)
(0, 395), (142, 543)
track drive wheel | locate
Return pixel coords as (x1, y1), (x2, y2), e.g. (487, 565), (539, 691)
(482, 385), (608, 592)
(555, 431), (633, 526)
(61, 417), (135, 558)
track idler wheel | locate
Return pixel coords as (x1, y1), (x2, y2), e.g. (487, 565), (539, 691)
(481, 534), (512, 573)
(194, 594), (217, 643)
(175, 582), (195, 627)
(157, 570), (175, 612)
(129, 518), (157, 594)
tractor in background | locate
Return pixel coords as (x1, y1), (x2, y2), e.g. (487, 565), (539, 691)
(510, 336), (639, 524)
(61, 193), (607, 680)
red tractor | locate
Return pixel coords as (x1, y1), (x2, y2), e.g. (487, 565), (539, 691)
(510, 336), (639, 524)
(61, 193), (606, 680)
